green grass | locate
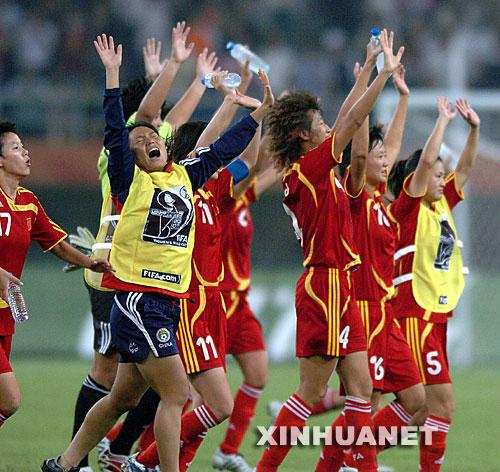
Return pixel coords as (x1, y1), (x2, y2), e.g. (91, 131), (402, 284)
(2, 359), (500, 471)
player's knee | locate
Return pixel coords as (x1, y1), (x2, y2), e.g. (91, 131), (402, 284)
(212, 397), (234, 421)
(349, 375), (373, 402)
(399, 386), (426, 414)
(1, 394), (21, 417)
(248, 373), (268, 390)
(109, 391), (142, 413)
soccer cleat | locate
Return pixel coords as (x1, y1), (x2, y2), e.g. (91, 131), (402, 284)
(340, 465), (357, 472)
(120, 453), (158, 472)
(266, 400), (284, 425)
(40, 457), (79, 472)
(211, 447), (254, 472)
(339, 465), (394, 472)
(97, 446), (128, 472)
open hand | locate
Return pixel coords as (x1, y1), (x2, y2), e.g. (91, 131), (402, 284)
(94, 34), (122, 70)
(437, 96), (457, 122)
(171, 21), (194, 64)
(143, 37), (168, 79)
(196, 48), (219, 79)
(379, 29), (404, 75)
(456, 98), (480, 128)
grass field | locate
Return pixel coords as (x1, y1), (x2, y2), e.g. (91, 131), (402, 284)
(2, 359), (499, 472)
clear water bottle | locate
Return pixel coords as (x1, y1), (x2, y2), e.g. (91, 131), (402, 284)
(201, 72), (242, 89)
(226, 42), (270, 74)
(8, 282), (29, 323)
(370, 28), (385, 74)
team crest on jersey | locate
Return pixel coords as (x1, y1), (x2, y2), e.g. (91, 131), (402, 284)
(142, 185), (194, 248)
(26, 217), (32, 231)
(433, 212), (455, 271)
(156, 328), (171, 343)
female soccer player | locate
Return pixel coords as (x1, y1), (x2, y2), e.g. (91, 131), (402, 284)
(316, 56), (426, 470)
(254, 30), (403, 472)
(41, 33), (272, 472)
(126, 70), (272, 472)
(0, 120), (113, 430)
(387, 96), (479, 472)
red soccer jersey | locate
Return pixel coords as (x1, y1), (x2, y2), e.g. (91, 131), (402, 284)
(282, 135), (360, 271)
(189, 169), (233, 289)
(218, 178), (257, 292)
(388, 172), (464, 323)
(0, 185), (67, 335)
(345, 169), (396, 302)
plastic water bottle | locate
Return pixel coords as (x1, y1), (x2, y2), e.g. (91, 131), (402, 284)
(201, 72), (242, 89)
(370, 28), (385, 74)
(8, 282), (28, 323)
(226, 42), (270, 74)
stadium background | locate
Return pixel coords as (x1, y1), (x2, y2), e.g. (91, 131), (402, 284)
(2, 1), (500, 470)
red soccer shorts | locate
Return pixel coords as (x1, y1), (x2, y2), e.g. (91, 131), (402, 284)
(399, 317), (451, 385)
(176, 287), (226, 374)
(382, 318), (422, 393)
(0, 335), (13, 374)
(223, 290), (266, 354)
(295, 267), (366, 358)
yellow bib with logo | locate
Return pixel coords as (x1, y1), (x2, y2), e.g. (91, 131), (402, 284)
(412, 197), (464, 312)
(109, 164), (195, 294)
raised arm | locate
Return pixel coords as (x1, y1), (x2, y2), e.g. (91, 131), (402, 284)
(332, 41), (379, 131)
(384, 63), (410, 172)
(408, 96), (456, 196)
(95, 34), (135, 197)
(181, 71), (274, 191)
(165, 47), (219, 129)
(94, 34), (122, 89)
(143, 37), (168, 81)
(345, 63), (370, 196)
(454, 98), (480, 190)
(195, 70), (263, 148)
(333, 29), (404, 157)
(136, 21), (194, 124)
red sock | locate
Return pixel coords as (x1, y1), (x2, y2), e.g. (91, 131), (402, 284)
(373, 400), (413, 452)
(136, 422), (155, 453)
(311, 389), (344, 416)
(256, 394), (312, 472)
(0, 407), (11, 428)
(106, 418), (124, 441)
(315, 412), (347, 472)
(137, 440), (159, 469)
(179, 431), (207, 472)
(419, 415), (450, 471)
(344, 396), (377, 472)
(220, 382), (263, 455)
(138, 405), (220, 468)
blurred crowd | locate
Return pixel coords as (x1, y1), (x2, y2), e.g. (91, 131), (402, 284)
(0, 0), (499, 135)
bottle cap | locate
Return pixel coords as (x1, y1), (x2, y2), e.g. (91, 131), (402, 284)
(371, 28), (380, 36)
(226, 41), (235, 50)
